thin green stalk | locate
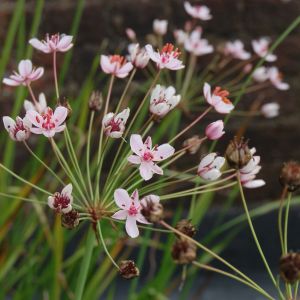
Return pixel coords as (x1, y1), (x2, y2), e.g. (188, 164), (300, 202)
(86, 112), (95, 199)
(284, 192), (292, 253)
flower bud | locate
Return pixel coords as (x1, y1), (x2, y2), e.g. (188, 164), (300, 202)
(205, 120), (225, 140)
(225, 136), (252, 169)
(141, 195), (163, 223)
(153, 19), (168, 36)
(119, 260), (140, 279)
(175, 219), (196, 237)
(89, 91), (103, 111)
(172, 239), (197, 264)
(261, 102), (280, 118)
(279, 161), (300, 192)
(183, 135), (202, 154)
(61, 209), (80, 229)
(280, 252), (300, 283)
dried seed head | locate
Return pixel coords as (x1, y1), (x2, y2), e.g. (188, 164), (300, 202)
(175, 219), (196, 238)
(89, 91), (103, 111)
(119, 260), (140, 279)
(172, 239), (197, 264)
(279, 161), (300, 192)
(61, 209), (80, 229)
(141, 196), (164, 223)
(279, 252), (300, 283)
(225, 136), (252, 169)
(183, 135), (203, 154)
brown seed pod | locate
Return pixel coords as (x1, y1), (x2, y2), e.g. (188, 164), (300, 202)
(141, 196), (164, 223)
(279, 161), (300, 192)
(183, 135), (203, 154)
(89, 91), (103, 112)
(175, 219), (196, 238)
(119, 260), (140, 279)
(279, 252), (300, 283)
(172, 239), (197, 264)
(61, 209), (80, 229)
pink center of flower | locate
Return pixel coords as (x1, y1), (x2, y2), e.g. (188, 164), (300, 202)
(213, 86), (232, 104)
(110, 55), (126, 67)
(53, 192), (70, 211)
(128, 204), (138, 216)
(160, 43), (181, 63)
(109, 118), (122, 132)
(12, 120), (27, 138)
(36, 108), (57, 130)
(143, 151), (154, 162)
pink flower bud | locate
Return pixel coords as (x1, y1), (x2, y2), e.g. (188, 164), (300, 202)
(205, 120), (225, 140)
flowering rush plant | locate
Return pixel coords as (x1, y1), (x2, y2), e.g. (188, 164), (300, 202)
(1, 2), (299, 299)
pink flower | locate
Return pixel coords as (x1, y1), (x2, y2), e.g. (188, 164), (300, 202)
(223, 40), (251, 60)
(150, 85), (181, 118)
(2, 59), (44, 87)
(184, 2), (212, 20)
(48, 184), (73, 213)
(153, 19), (168, 36)
(205, 120), (225, 140)
(252, 37), (277, 62)
(261, 102), (280, 118)
(252, 66), (269, 82)
(174, 29), (188, 45)
(198, 153), (225, 181)
(29, 33), (73, 53)
(26, 106), (68, 138)
(100, 55), (133, 78)
(128, 44), (150, 69)
(24, 92), (47, 114)
(3, 116), (31, 142)
(102, 108), (130, 138)
(239, 149), (265, 188)
(145, 43), (185, 70)
(111, 189), (154, 238)
(268, 67), (289, 90)
(128, 134), (175, 181)
(125, 28), (137, 41)
(203, 83), (234, 114)
(184, 27), (214, 56)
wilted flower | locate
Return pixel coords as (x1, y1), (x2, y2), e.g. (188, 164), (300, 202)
(174, 29), (188, 45)
(205, 120), (225, 140)
(184, 27), (214, 56)
(183, 135), (203, 154)
(252, 37), (277, 62)
(268, 67), (290, 90)
(172, 239), (197, 264)
(24, 92), (47, 114)
(239, 148), (266, 188)
(252, 66), (269, 82)
(111, 189), (150, 238)
(203, 83), (234, 114)
(223, 40), (251, 60)
(48, 184), (73, 214)
(197, 153), (225, 181)
(61, 209), (80, 229)
(29, 33), (73, 53)
(261, 102), (280, 118)
(3, 59), (44, 87)
(89, 91), (103, 111)
(279, 161), (300, 192)
(153, 19), (168, 36)
(3, 116), (31, 142)
(102, 108), (130, 138)
(175, 219), (196, 237)
(150, 85), (181, 118)
(184, 2), (212, 20)
(26, 106), (68, 138)
(146, 43), (185, 70)
(128, 44), (150, 69)
(280, 252), (300, 284)
(125, 28), (136, 41)
(140, 194), (163, 223)
(127, 134), (175, 181)
(100, 55), (133, 78)
(119, 260), (140, 279)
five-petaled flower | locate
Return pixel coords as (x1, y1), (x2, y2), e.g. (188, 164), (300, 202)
(223, 40), (251, 60)
(197, 153), (225, 181)
(184, 2), (212, 20)
(128, 44), (150, 69)
(24, 92), (47, 114)
(239, 148), (266, 188)
(153, 19), (168, 36)
(203, 83), (234, 114)
(48, 184), (73, 213)
(3, 116), (32, 142)
(268, 67), (290, 90)
(2, 59), (44, 87)
(252, 37), (277, 62)
(252, 66), (269, 82)
(102, 108), (130, 138)
(127, 134), (175, 181)
(261, 102), (280, 118)
(146, 43), (185, 70)
(29, 33), (73, 53)
(150, 85), (181, 118)
(184, 27), (214, 57)
(100, 54), (133, 78)
(26, 106), (68, 138)
(112, 189), (157, 238)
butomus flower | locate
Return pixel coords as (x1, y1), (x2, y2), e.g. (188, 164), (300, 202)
(3, 116), (31, 142)
(127, 134), (175, 181)
(100, 54), (133, 78)
(252, 37), (277, 62)
(184, 2), (212, 20)
(223, 40), (251, 60)
(153, 19), (168, 36)
(205, 120), (225, 140)
(48, 184), (73, 213)
(24, 92), (47, 114)
(128, 44), (150, 69)
(268, 67), (289, 90)
(261, 102), (280, 118)
(197, 153), (225, 181)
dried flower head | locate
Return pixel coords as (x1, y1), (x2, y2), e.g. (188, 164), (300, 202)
(183, 135), (203, 154)
(225, 137), (252, 169)
(279, 161), (300, 192)
(140, 195), (163, 223)
(61, 209), (80, 229)
(175, 219), (196, 237)
(119, 260), (140, 279)
(172, 239), (197, 264)
(280, 252), (300, 283)
(89, 91), (103, 111)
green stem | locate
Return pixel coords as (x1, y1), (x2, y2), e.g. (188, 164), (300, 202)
(86, 112), (95, 199)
